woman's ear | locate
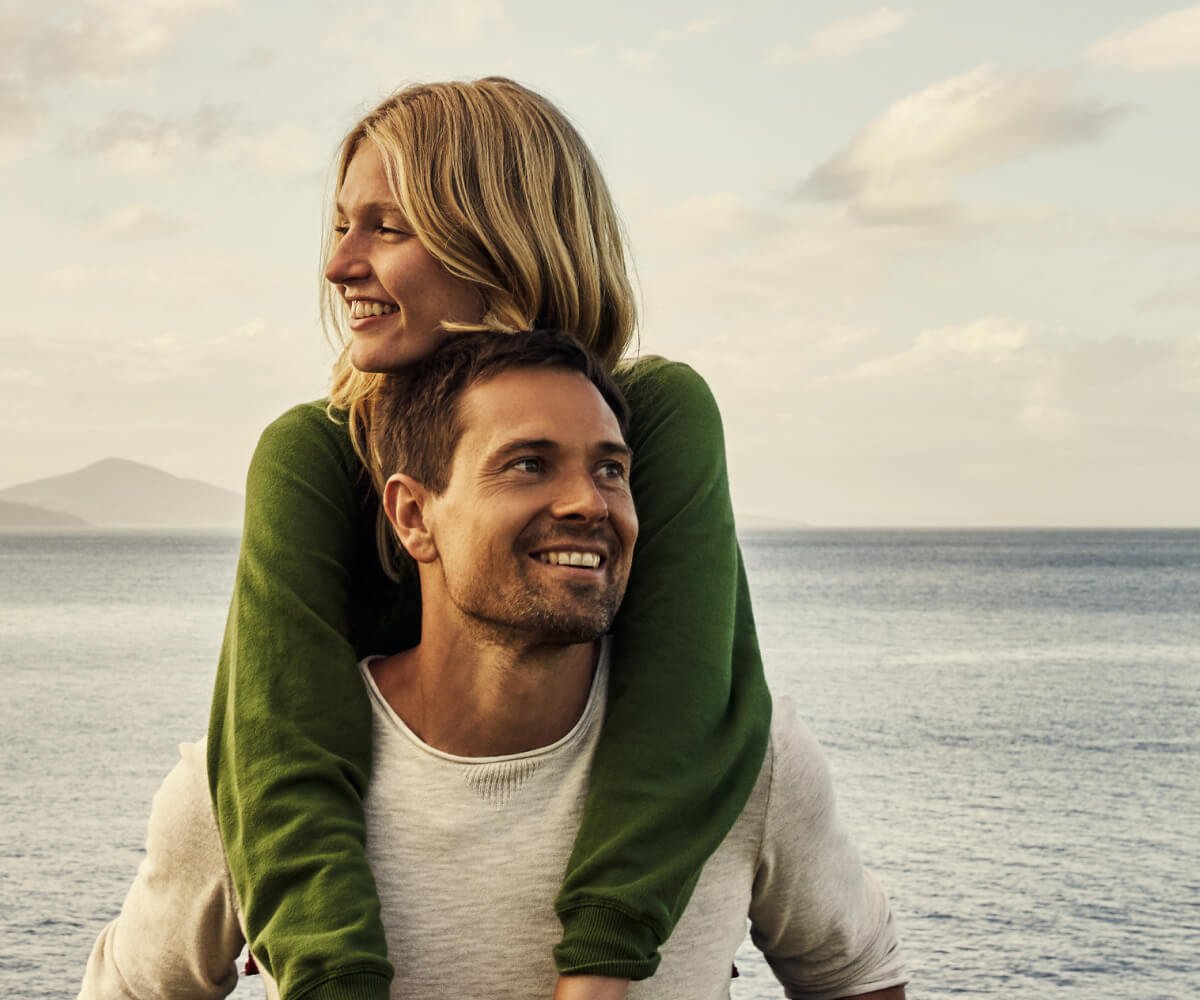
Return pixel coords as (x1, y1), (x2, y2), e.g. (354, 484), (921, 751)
(383, 473), (438, 563)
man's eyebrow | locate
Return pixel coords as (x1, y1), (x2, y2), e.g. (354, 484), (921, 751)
(487, 438), (560, 462)
(486, 438), (633, 462)
(594, 440), (633, 459)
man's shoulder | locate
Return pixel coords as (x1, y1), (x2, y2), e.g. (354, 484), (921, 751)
(734, 693), (837, 843)
(765, 694), (831, 790)
(153, 741), (216, 837)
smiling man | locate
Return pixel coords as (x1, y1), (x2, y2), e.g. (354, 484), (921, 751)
(79, 331), (907, 1000)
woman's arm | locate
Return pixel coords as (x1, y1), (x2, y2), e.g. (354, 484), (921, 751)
(207, 401), (415, 1000)
(553, 359), (774, 978)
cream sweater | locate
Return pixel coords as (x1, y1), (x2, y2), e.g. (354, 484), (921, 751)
(79, 646), (906, 1000)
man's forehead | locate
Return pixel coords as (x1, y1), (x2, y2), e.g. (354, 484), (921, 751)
(456, 368), (625, 454)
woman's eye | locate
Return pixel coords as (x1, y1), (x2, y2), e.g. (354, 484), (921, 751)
(332, 224), (349, 236)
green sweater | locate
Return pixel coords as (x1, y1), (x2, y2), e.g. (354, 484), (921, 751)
(207, 357), (772, 1000)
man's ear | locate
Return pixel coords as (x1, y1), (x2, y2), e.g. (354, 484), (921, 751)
(383, 473), (438, 564)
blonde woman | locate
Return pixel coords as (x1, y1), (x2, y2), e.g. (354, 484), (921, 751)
(208, 78), (771, 1000)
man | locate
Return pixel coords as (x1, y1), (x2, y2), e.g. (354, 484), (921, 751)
(79, 332), (907, 999)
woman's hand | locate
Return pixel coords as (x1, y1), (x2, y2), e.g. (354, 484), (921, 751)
(552, 974), (630, 1000)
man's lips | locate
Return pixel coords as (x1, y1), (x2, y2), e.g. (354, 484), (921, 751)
(530, 548), (606, 569)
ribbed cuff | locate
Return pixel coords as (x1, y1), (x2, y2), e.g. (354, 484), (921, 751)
(292, 969), (392, 1000)
(553, 902), (662, 980)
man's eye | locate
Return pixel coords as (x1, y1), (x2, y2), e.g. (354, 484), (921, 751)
(597, 461), (627, 479)
(511, 458), (543, 473)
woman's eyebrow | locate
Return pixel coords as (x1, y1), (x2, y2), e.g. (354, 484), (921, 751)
(333, 200), (408, 217)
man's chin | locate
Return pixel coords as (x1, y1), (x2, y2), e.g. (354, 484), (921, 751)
(525, 611), (613, 647)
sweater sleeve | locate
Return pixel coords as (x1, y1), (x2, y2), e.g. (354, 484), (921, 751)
(553, 358), (774, 978)
(78, 743), (245, 1000)
(207, 402), (406, 1000)
(749, 699), (908, 1000)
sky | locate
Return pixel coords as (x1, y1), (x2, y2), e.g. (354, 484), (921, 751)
(2, 0), (1198, 526)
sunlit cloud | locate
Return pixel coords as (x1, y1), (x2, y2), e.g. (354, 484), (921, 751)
(0, 0), (233, 143)
(100, 204), (183, 238)
(64, 105), (322, 177)
(768, 7), (910, 65)
(797, 65), (1127, 224)
(64, 104), (238, 172)
(1137, 274), (1200, 313)
(406, 0), (505, 48)
(1106, 209), (1200, 246)
(656, 13), (725, 42)
(0, 365), (48, 388)
(218, 124), (326, 178)
(619, 48), (659, 67)
(239, 46), (275, 69)
(850, 318), (1032, 377)
(1089, 5), (1200, 73)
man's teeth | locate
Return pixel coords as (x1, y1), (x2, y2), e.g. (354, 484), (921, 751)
(349, 301), (397, 319)
(538, 551), (601, 568)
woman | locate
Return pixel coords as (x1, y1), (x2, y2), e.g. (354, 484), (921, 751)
(208, 77), (771, 1000)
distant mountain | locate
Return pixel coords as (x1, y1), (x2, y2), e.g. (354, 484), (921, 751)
(0, 458), (243, 528)
(0, 499), (91, 528)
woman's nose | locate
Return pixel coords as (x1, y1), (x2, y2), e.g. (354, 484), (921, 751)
(323, 232), (370, 285)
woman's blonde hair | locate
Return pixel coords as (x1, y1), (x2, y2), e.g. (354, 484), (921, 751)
(323, 77), (638, 477)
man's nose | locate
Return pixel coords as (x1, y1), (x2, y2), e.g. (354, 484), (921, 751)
(551, 471), (608, 522)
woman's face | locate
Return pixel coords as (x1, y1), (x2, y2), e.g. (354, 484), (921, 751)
(324, 142), (484, 372)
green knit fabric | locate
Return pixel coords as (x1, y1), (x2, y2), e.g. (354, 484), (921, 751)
(207, 357), (772, 999)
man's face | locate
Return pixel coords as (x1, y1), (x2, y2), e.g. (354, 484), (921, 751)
(424, 366), (637, 646)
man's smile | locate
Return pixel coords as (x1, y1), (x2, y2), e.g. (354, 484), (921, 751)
(533, 550), (604, 569)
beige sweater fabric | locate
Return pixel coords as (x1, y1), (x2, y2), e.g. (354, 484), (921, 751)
(79, 645), (907, 1000)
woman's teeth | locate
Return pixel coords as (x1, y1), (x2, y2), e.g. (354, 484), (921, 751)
(349, 301), (397, 319)
(538, 551), (602, 568)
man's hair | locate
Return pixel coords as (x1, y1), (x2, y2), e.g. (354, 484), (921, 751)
(368, 330), (631, 500)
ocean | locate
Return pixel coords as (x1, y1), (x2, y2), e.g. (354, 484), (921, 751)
(2, 528), (1197, 998)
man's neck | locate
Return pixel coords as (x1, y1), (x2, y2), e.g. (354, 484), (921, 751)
(369, 622), (600, 758)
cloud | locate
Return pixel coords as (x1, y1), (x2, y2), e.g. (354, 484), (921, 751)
(797, 65), (1127, 223)
(65, 105), (322, 177)
(768, 7), (910, 65)
(655, 14), (725, 43)
(807, 321), (1200, 459)
(406, 0), (505, 48)
(851, 317), (1032, 377)
(239, 46), (275, 69)
(66, 104), (238, 172)
(0, 0), (232, 143)
(1138, 274), (1200, 312)
(1088, 5), (1200, 73)
(1109, 209), (1200, 246)
(0, 365), (48, 389)
(619, 48), (659, 68)
(219, 124), (326, 179)
(100, 204), (184, 238)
